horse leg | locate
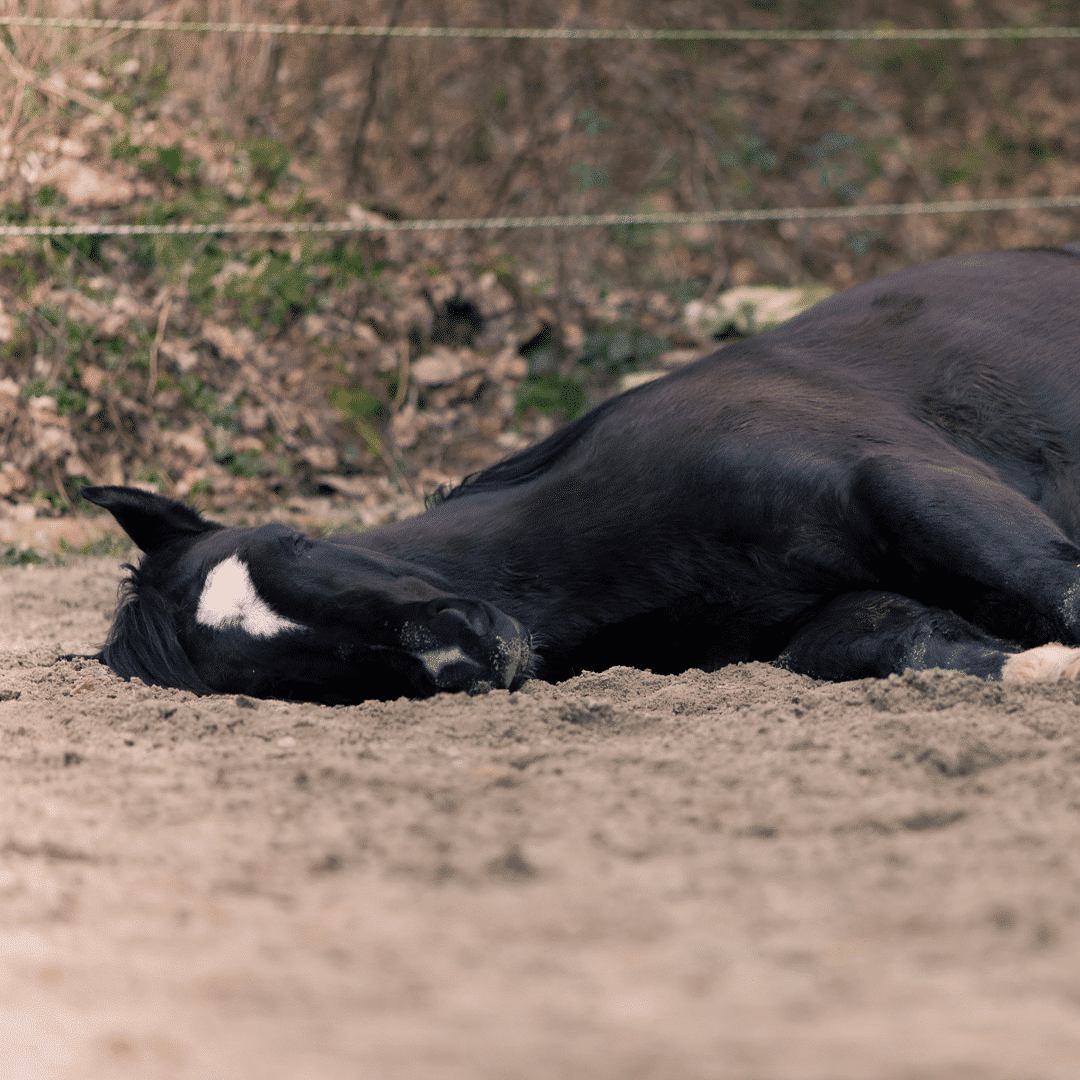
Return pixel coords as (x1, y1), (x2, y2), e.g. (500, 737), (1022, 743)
(852, 454), (1080, 645)
(775, 591), (1080, 683)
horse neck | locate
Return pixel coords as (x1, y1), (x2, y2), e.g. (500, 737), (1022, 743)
(357, 479), (685, 638)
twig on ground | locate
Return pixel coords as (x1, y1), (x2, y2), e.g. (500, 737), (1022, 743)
(347, 0), (408, 195)
(149, 291), (172, 395)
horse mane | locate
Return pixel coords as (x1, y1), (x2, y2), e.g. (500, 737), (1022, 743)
(438, 390), (627, 502)
(100, 563), (214, 695)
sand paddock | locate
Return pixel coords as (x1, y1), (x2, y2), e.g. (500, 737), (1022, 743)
(1, 556), (1078, 1079)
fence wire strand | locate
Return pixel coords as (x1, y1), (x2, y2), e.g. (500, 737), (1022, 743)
(0, 15), (1079, 40)
(2, 196), (1079, 238)
(0, 16), (1077, 239)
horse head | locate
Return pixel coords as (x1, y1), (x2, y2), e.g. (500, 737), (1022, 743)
(83, 486), (532, 703)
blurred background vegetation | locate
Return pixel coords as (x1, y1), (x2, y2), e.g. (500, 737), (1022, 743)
(0, 0), (1077, 542)
(116, 0), (1080, 285)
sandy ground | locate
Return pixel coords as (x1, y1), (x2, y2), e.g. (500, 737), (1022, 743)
(2, 557), (1080, 1080)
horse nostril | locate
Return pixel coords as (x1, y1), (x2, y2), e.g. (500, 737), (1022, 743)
(414, 600), (530, 695)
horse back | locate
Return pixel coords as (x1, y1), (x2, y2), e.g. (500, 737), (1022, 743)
(421, 245), (1080, 590)
(590, 247), (1080, 536)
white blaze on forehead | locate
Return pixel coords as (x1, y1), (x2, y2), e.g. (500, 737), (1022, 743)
(196, 554), (304, 638)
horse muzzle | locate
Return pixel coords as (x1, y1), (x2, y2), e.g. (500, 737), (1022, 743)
(407, 599), (531, 695)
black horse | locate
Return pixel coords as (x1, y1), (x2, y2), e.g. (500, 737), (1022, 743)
(84, 245), (1080, 703)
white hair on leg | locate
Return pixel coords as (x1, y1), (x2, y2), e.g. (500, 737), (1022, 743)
(1001, 643), (1080, 683)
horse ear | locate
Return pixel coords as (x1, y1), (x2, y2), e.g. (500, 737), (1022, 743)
(81, 485), (220, 554)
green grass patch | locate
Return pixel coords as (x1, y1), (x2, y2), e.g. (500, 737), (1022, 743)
(213, 447), (265, 478)
(3, 546), (45, 566)
(65, 533), (135, 559)
(320, 241), (386, 288)
(223, 250), (322, 330)
(580, 322), (669, 377)
(329, 384), (387, 460)
(516, 374), (587, 422)
(179, 374), (237, 431)
(247, 137), (292, 189)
